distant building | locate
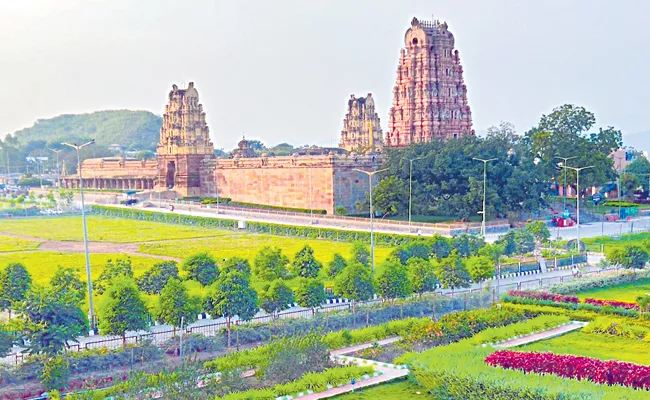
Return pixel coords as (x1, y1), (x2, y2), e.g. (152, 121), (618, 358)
(385, 17), (474, 147)
(108, 144), (123, 153)
(610, 148), (636, 172)
(339, 94), (383, 152)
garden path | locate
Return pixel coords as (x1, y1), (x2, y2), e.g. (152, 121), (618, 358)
(330, 336), (402, 356)
(494, 321), (588, 348)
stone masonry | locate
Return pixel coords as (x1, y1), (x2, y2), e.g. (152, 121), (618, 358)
(156, 82), (215, 197)
(216, 154), (381, 214)
(385, 17), (474, 147)
(339, 94), (383, 152)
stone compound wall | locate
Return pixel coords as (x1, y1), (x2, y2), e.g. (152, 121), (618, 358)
(216, 155), (381, 214)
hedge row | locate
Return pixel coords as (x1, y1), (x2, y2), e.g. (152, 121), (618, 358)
(549, 270), (650, 295)
(90, 205), (423, 245)
(502, 294), (641, 318)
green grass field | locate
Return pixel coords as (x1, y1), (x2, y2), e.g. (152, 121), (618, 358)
(518, 331), (650, 365)
(573, 278), (650, 302)
(0, 216), (221, 242)
(0, 235), (41, 252)
(582, 231), (650, 253)
(333, 380), (427, 399)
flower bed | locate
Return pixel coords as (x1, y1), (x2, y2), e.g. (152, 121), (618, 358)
(485, 350), (650, 390)
(584, 298), (639, 310)
(506, 290), (579, 304)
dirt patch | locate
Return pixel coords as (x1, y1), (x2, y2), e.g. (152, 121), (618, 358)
(0, 231), (182, 262)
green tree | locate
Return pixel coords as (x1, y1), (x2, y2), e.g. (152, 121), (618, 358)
(136, 261), (179, 295)
(376, 259), (412, 301)
(333, 262), (374, 305)
(351, 241), (370, 267)
(182, 252), (219, 287)
(155, 278), (200, 335)
(221, 257), (252, 276)
(20, 287), (88, 354)
(99, 277), (150, 347)
(465, 256), (495, 287)
(407, 257), (438, 296)
(0, 323), (15, 357)
(452, 234), (485, 257)
(295, 278), (326, 312)
(478, 242), (505, 264)
(429, 235), (452, 259)
(495, 230), (517, 256)
(356, 176), (408, 216)
(254, 246), (290, 281)
(434, 250), (472, 293)
(625, 156), (650, 193)
(613, 246), (649, 269)
(290, 245), (322, 278)
(93, 258), (134, 295)
(205, 271), (258, 348)
(326, 253), (347, 278)
(514, 229), (536, 255)
(621, 173), (640, 200)
(260, 280), (294, 316)
(0, 263), (32, 319)
(525, 221), (551, 249)
(50, 266), (85, 303)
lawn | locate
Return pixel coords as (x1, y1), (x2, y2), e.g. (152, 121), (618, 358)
(0, 235), (41, 252)
(0, 216), (221, 242)
(582, 231), (650, 253)
(518, 331), (650, 366)
(333, 380), (429, 399)
(573, 278), (650, 302)
(138, 234), (392, 270)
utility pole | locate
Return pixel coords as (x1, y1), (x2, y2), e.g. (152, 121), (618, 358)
(62, 140), (96, 333)
(560, 164), (594, 253)
(473, 158), (497, 236)
(554, 156), (577, 211)
(309, 166), (314, 224)
(408, 157), (423, 233)
(353, 168), (388, 275)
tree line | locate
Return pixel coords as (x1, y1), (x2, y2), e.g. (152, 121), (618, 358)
(366, 104), (626, 219)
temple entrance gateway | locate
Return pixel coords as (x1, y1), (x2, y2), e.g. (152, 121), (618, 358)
(165, 161), (176, 189)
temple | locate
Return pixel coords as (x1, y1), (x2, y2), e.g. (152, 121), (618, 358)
(385, 17), (474, 147)
(338, 94), (383, 152)
(156, 82), (215, 196)
(62, 83), (380, 214)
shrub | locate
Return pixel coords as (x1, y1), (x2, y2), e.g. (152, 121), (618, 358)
(549, 270), (650, 295)
(40, 357), (69, 391)
(485, 350), (650, 390)
(506, 290), (579, 304)
(583, 298), (639, 310)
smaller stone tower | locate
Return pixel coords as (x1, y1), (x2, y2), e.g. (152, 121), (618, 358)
(339, 94), (383, 152)
(156, 82), (215, 197)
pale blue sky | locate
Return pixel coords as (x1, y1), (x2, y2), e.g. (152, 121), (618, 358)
(1, 0), (649, 150)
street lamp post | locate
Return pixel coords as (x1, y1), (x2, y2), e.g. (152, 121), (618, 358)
(408, 157), (423, 233)
(560, 164), (594, 253)
(49, 149), (62, 189)
(472, 158), (497, 237)
(62, 140), (96, 333)
(353, 168), (388, 275)
(555, 156), (577, 212)
(309, 166), (314, 224)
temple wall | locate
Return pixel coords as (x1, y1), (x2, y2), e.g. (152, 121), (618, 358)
(216, 155), (380, 214)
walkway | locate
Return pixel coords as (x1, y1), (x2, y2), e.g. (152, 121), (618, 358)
(494, 321), (588, 348)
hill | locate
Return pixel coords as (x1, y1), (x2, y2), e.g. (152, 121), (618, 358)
(12, 110), (162, 152)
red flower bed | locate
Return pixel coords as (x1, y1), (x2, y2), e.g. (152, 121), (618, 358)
(485, 350), (650, 390)
(584, 298), (639, 310)
(507, 290), (579, 304)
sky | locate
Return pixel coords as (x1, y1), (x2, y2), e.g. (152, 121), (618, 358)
(1, 0), (649, 151)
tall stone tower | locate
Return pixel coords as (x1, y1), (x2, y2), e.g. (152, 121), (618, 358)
(385, 17), (474, 148)
(339, 94), (383, 152)
(156, 82), (215, 197)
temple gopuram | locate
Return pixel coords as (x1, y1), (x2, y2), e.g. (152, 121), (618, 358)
(338, 94), (383, 152)
(385, 17), (474, 147)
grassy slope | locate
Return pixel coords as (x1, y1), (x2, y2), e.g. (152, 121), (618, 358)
(518, 331), (650, 365)
(573, 278), (650, 302)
